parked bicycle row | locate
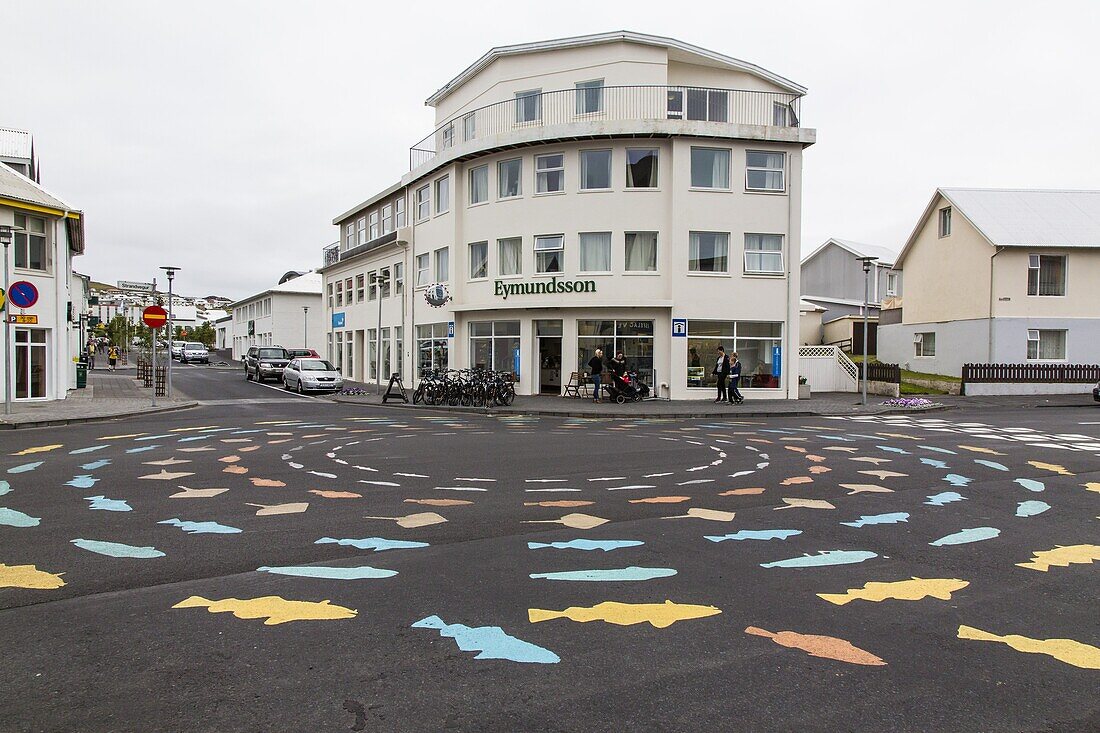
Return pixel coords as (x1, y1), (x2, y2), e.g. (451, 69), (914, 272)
(413, 368), (517, 407)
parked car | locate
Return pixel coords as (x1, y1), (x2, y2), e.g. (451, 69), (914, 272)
(180, 342), (209, 364)
(170, 342), (185, 360)
(287, 348), (321, 359)
(282, 358), (343, 394)
(244, 346), (291, 382)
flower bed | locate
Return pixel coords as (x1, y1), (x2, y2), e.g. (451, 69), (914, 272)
(880, 397), (939, 408)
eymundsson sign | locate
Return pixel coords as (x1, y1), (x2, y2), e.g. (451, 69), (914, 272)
(494, 277), (596, 300)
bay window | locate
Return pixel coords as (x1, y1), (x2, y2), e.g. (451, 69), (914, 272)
(580, 149), (611, 190)
(536, 154), (564, 193)
(499, 158), (522, 198)
(626, 148), (658, 188)
(469, 165), (489, 205)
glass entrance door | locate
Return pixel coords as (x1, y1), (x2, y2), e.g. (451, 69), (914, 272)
(15, 329), (47, 399)
(536, 320), (562, 394)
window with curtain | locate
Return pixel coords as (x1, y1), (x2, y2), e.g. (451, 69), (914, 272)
(435, 176), (450, 213)
(379, 267), (391, 298)
(394, 262), (403, 294)
(536, 154), (564, 193)
(1027, 254), (1066, 296)
(626, 148), (658, 188)
(416, 185), (430, 221)
(689, 231), (729, 273)
(515, 89), (541, 123)
(434, 248), (449, 281)
(744, 234), (784, 274)
(915, 332), (936, 357)
(535, 235), (564, 274)
(381, 204), (393, 234)
(745, 151), (785, 191)
(1027, 329), (1066, 360)
(498, 238), (522, 276)
(469, 165), (489, 205)
(579, 232), (611, 273)
(625, 232), (658, 272)
(368, 211), (380, 240)
(469, 241), (488, 280)
(690, 147), (730, 188)
(580, 149), (612, 190)
(463, 113), (476, 141)
(356, 217), (366, 245)
(441, 124), (454, 149)
(575, 79), (604, 114)
(499, 158), (522, 198)
(415, 253), (429, 287)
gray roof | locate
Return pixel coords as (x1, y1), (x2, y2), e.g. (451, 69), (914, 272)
(802, 238), (898, 266)
(0, 161), (73, 211)
(942, 188), (1100, 248)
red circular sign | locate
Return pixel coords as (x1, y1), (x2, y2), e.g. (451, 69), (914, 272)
(142, 305), (168, 329)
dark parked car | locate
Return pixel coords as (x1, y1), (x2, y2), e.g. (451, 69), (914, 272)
(244, 346), (291, 382)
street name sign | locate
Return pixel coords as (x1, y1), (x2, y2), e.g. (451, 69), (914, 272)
(118, 280), (155, 291)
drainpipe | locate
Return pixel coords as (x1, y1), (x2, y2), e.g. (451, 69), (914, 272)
(988, 246), (1005, 362)
(56, 208), (72, 398)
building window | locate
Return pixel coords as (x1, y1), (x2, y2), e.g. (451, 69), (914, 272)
(469, 165), (489, 205)
(744, 234), (784, 274)
(579, 232), (611, 273)
(685, 321), (782, 389)
(379, 267), (391, 298)
(463, 112), (476, 141)
(498, 237), (522, 277)
(417, 323), (449, 377)
(356, 274), (365, 302)
(470, 320), (521, 373)
(345, 278), (352, 304)
(382, 204), (393, 234)
(435, 247), (449, 281)
(626, 148), (658, 188)
(395, 198), (406, 228)
(745, 151), (785, 192)
(335, 280), (343, 307)
(690, 147), (730, 189)
(416, 185), (431, 221)
(625, 232), (658, 272)
(886, 272), (899, 296)
(381, 326), (392, 378)
(344, 223), (355, 250)
(356, 216), (366, 246)
(499, 158), (522, 198)
(536, 153), (565, 193)
(394, 262), (404, 294)
(1027, 254), (1066, 296)
(686, 88), (728, 122)
(441, 124), (454, 150)
(578, 320), (655, 387)
(368, 211), (380, 240)
(1027, 329), (1066, 360)
(938, 207), (952, 237)
(367, 271), (377, 301)
(535, 235), (564, 274)
(580, 149), (612, 190)
(914, 332), (936, 357)
(327, 284), (333, 308)
(435, 176), (450, 214)
(415, 253), (430, 287)
(394, 326), (403, 377)
(469, 241), (488, 280)
(515, 89), (541, 123)
(689, 231), (729, 273)
(575, 79), (604, 114)
(12, 328), (46, 398)
(773, 102), (794, 127)
(368, 328), (377, 380)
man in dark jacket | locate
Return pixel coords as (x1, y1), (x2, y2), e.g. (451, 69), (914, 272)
(713, 346), (730, 403)
(728, 352), (744, 404)
(587, 349), (605, 403)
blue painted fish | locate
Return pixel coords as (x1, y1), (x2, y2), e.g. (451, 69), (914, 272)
(0, 507), (40, 527)
(925, 491), (965, 506)
(527, 539), (643, 552)
(257, 565), (397, 580)
(529, 567), (676, 582)
(1015, 501), (1050, 518)
(412, 615), (559, 663)
(760, 550), (878, 569)
(71, 538), (165, 558)
(158, 518), (242, 534)
(84, 496), (132, 512)
(929, 527), (1000, 546)
(841, 512), (909, 528)
(705, 529), (801, 543)
(315, 536), (429, 551)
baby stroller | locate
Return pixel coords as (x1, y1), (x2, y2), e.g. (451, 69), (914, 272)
(605, 370), (648, 403)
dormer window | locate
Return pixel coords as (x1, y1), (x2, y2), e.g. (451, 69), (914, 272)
(938, 207), (952, 237)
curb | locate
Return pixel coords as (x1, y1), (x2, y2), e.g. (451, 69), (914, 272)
(328, 396), (952, 419)
(0, 401), (200, 430)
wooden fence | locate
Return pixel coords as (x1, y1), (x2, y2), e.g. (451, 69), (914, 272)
(962, 363), (1100, 387)
(858, 361), (901, 384)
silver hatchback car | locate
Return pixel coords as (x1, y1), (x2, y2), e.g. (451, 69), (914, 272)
(282, 358), (343, 394)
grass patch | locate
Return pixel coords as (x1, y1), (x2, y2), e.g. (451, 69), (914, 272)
(901, 381), (948, 395)
(901, 369), (961, 384)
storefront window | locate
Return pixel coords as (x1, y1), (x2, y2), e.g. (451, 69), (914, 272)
(14, 329), (46, 399)
(577, 319), (654, 385)
(416, 323), (449, 377)
(686, 320), (782, 389)
(469, 320), (520, 374)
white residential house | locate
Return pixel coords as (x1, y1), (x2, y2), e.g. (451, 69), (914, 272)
(324, 30), (816, 398)
(878, 188), (1100, 376)
(229, 271), (325, 360)
(0, 153), (85, 401)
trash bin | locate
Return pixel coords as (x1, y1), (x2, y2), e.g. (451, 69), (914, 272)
(76, 361), (88, 389)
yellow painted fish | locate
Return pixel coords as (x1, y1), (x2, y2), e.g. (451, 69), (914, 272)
(1081, 482), (1100, 494)
(172, 595), (357, 625)
(957, 445), (1004, 456)
(745, 626), (886, 666)
(958, 625), (1100, 670)
(528, 600), (721, 628)
(0, 563), (66, 589)
(1016, 544), (1100, 572)
(818, 577), (969, 606)
(11, 444), (63, 456)
(1027, 460), (1074, 476)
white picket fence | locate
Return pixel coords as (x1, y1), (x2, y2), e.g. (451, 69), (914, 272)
(798, 345), (859, 392)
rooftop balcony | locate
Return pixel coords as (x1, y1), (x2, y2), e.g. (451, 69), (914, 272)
(409, 85), (806, 170)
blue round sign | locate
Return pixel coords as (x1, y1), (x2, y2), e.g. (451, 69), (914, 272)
(8, 281), (38, 309)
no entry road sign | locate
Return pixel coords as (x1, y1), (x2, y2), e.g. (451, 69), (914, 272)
(8, 281), (38, 309)
(142, 305), (168, 329)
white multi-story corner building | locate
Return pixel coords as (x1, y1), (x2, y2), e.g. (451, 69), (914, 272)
(323, 31), (814, 398)
(0, 139), (85, 401)
(228, 271), (325, 360)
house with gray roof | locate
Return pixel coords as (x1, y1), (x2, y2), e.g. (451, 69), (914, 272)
(878, 187), (1100, 376)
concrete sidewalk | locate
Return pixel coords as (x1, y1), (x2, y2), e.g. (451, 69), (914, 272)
(0, 370), (197, 429)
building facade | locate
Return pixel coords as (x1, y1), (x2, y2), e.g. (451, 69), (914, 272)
(323, 31), (815, 399)
(228, 272), (325, 360)
(0, 156), (85, 401)
(878, 188), (1100, 376)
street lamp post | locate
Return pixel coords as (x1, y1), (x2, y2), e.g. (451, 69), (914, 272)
(303, 306), (309, 352)
(376, 271), (389, 395)
(160, 266), (180, 399)
(0, 224), (23, 415)
(857, 256), (878, 406)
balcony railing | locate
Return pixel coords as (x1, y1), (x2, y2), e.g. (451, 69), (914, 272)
(409, 85), (803, 170)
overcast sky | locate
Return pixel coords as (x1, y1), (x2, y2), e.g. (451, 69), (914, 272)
(5, 0), (1098, 300)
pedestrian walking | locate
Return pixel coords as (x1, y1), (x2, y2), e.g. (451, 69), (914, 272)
(587, 348), (605, 403)
(713, 345), (730, 403)
(87, 341), (96, 370)
(728, 352), (744, 405)
(107, 344), (119, 372)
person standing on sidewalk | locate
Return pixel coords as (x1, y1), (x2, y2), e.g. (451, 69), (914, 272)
(728, 352), (744, 405)
(713, 346), (730, 403)
(587, 349), (605, 403)
(107, 344), (119, 372)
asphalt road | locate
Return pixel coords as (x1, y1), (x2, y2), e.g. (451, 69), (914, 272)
(1, 397), (1098, 732)
(168, 356), (325, 403)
